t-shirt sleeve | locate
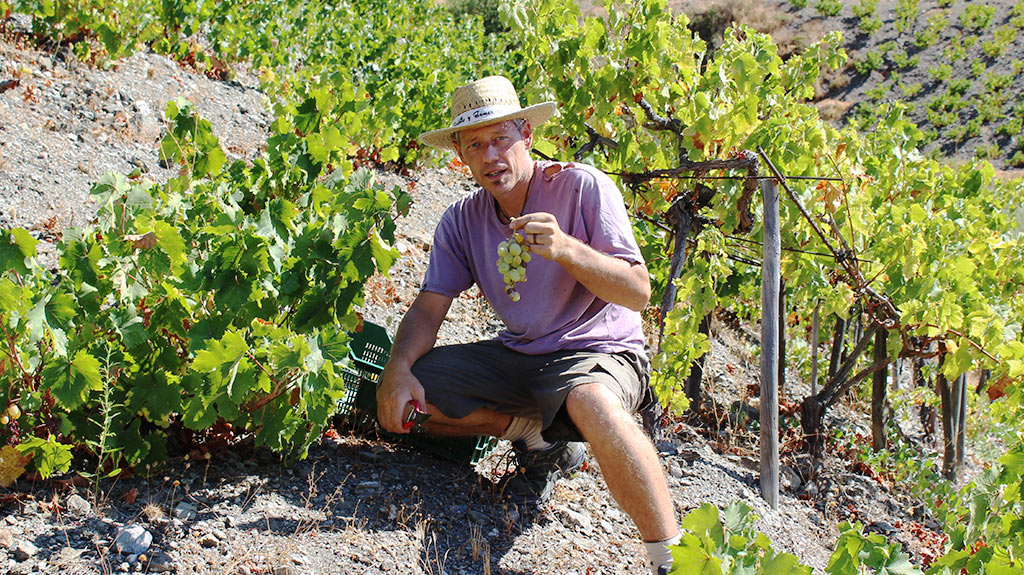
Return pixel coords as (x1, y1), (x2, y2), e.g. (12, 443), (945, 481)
(421, 205), (475, 297)
(578, 169), (645, 265)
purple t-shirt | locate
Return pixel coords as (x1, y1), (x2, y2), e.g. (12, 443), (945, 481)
(422, 160), (646, 356)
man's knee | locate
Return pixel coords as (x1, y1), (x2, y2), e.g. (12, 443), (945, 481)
(565, 383), (631, 424)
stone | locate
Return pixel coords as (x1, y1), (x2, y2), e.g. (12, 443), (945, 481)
(173, 503), (197, 521)
(199, 534), (219, 548)
(781, 466), (802, 491)
(557, 506), (592, 531)
(66, 494), (92, 516)
(13, 540), (38, 561)
(467, 509), (490, 524)
(146, 552), (176, 573)
(113, 525), (153, 555)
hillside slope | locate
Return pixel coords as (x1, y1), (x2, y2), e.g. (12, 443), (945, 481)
(655, 0), (1024, 171)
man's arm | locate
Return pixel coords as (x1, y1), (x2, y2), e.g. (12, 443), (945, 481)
(511, 213), (651, 311)
(376, 290), (453, 433)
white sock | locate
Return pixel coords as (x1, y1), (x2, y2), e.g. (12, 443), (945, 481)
(644, 533), (681, 575)
(501, 416), (551, 451)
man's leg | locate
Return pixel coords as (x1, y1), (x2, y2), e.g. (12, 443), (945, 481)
(417, 404), (511, 437)
(565, 382), (679, 563)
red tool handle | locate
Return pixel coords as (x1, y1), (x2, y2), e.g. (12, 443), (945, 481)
(402, 399), (423, 431)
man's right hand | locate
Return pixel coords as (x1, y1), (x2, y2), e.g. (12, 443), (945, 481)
(376, 362), (427, 434)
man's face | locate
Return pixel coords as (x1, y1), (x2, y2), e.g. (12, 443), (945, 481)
(454, 120), (534, 204)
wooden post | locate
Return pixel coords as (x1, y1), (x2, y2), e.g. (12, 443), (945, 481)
(778, 278), (787, 399)
(759, 176), (780, 510)
(810, 302), (819, 396)
(955, 374), (967, 472)
(936, 343), (957, 480)
(871, 327), (888, 451)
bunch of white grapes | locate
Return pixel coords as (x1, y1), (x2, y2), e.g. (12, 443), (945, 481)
(496, 232), (531, 301)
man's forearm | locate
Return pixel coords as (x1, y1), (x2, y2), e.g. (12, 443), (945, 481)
(555, 235), (651, 312)
(385, 291), (451, 371)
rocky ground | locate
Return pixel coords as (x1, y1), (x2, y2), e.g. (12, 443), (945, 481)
(0, 21), (950, 575)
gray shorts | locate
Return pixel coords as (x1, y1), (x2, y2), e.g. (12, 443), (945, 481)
(410, 340), (648, 442)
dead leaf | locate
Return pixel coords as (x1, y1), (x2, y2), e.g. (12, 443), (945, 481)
(125, 231), (157, 249)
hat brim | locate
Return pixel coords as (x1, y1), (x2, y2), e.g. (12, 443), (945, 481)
(418, 102), (558, 150)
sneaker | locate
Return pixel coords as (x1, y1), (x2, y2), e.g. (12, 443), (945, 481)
(498, 440), (586, 506)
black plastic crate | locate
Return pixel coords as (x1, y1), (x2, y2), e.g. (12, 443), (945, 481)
(335, 321), (498, 466)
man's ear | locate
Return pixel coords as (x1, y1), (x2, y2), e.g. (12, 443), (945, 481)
(522, 121), (533, 147)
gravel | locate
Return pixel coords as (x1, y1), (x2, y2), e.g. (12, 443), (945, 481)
(0, 29), (938, 575)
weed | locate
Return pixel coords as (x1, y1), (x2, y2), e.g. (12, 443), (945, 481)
(927, 63), (953, 82)
(416, 518), (451, 575)
(974, 143), (999, 160)
(960, 4), (996, 32)
(814, 0), (842, 17)
(948, 78), (971, 97)
(854, 49), (885, 75)
(926, 108), (957, 129)
(914, 12), (948, 48)
(790, 0), (809, 8)
(983, 71), (1014, 94)
(851, 0), (877, 20)
(858, 16), (882, 35)
(970, 58), (987, 78)
(943, 32), (967, 61)
(996, 118), (1022, 138)
(1010, 151), (1024, 167)
(891, 49), (918, 70)
(894, 0), (920, 34)
(981, 25), (1018, 58)
(898, 81), (922, 98)
(866, 82), (888, 102)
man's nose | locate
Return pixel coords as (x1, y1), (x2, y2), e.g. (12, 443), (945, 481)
(482, 142), (500, 161)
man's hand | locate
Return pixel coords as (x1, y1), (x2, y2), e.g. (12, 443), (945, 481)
(509, 212), (566, 262)
(510, 212), (651, 311)
(376, 362), (427, 434)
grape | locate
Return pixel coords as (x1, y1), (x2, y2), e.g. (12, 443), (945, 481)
(496, 231), (531, 300)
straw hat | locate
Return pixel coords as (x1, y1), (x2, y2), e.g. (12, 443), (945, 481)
(418, 76), (557, 150)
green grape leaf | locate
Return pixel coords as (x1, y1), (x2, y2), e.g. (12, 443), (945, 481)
(669, 533), (722, 575)
(125, 371), (182, 422)
(192, 330), (249, 372)
(16, 435), (74, 478)
(1, 228), (38, 275)
(762, 552), (812, 575)
(682, 503), (725, 547)
(41, 350), (103, 410)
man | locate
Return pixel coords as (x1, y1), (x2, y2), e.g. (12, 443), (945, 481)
(376, 76), (680, 574)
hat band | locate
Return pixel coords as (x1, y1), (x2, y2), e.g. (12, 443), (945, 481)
(451, 103), (522, 128)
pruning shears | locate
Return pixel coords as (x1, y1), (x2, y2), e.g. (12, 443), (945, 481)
(402, 400), (431, 432)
